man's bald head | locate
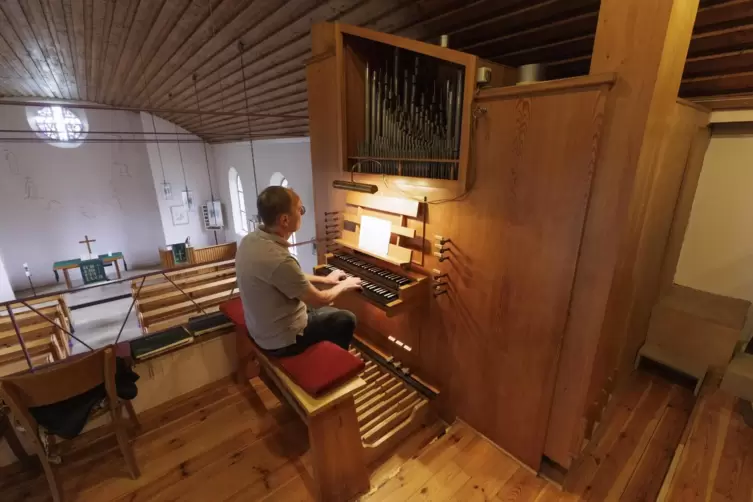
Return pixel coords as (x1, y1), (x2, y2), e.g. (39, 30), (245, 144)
(257, 186), (299, 228)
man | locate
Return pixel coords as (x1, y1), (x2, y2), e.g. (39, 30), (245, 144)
(236, 185), (362, 357)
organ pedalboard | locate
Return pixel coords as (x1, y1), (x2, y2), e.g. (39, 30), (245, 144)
(314, 251), (428, 316)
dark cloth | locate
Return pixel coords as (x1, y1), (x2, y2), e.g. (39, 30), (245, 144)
(28, 358), (139, 439)
(262, 307), (357, 358)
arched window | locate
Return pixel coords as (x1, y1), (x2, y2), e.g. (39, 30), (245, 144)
(270, 172), (288, 188)
(27, 105), (88, 148)
(237, 175), (248, 233)
(269, 172), (296, 255)
(228, 167), (248, 237)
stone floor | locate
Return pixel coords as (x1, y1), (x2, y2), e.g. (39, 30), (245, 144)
(13, 267), (161, 352)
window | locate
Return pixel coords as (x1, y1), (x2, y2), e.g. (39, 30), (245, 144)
(236, 174), (248, 233)
(269, 172), (296, 255)
(270, 172), (288, 188)
(229, 167), (248, 237)
(28, 106), (87, 148)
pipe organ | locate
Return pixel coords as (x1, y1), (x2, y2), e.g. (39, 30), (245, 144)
(307, 22), (615, 471)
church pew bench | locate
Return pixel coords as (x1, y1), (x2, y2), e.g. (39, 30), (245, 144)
(138, 289), (238, 334)
(147, 306), (223, 335)
(0, 336), (64, 367)
(0, 354), (54, 378)
(0, 303), (72, 372)
(0, 322), (69, 357)
(0, 304), (71, 333)
(133, 269), (236, 300)
(132, 262), (238, 335)
(136, 277), (236, 311)
(221, 299), (369, 502)
(132, 260), (235, 293)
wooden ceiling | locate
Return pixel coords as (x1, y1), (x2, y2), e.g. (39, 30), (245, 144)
(0, 0), (750, 142)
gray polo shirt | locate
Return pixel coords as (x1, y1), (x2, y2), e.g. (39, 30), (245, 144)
(236, 228), (309, 350)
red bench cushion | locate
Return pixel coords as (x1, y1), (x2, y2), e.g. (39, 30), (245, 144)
(220, 299), (365, 397)
(220, 297), (247, 328)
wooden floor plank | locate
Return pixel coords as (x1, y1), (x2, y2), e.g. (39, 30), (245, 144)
(450, 435), (520, 501)
(259, 473), (316, 502)
(710, 409), (748, 500)
(404, 456), (471, 502)
(574, 377), (672, 500)
(362, 422), (477, 501)
(493, 466), (547, 501)
(8, 370), (753, 502)
(564, 373), (653, 494)
(728, 407), (753, 502)
(666, 389), (734, 501)
(619, 385), (695, 502)
(74, 386), (292, 501)
(158, 424), (309, 502)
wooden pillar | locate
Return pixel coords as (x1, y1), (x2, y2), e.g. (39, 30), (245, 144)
(308, 397), (369, 501)
(307, 23), (348, 265)
(545, 0), (700, 468)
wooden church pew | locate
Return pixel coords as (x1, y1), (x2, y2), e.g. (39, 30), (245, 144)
(132, 261), (238, 335)
(0, 297), (72, 375)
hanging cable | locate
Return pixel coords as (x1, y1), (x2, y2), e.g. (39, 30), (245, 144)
(207, 0), (227, 114)
(238, 40), (260, 198)
(137, 50), (169, 198)
(204, 0), (227, 245)
(192, 73), (216, 202)
(175, 123), (190, 208)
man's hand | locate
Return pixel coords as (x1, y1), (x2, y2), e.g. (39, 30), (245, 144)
(340, 276), (362, 291)
(326, 269), (347, 284)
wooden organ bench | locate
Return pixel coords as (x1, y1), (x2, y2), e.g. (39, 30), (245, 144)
(132, 260), (238, 335)
(221, 298), (433, 501)
(0, 296), (72, 377)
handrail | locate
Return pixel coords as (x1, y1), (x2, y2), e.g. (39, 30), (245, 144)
(0, 258), (237, 309)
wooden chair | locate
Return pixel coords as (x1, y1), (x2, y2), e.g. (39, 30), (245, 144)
(0, 347), (139, 502)
(1, 406), (32, 466)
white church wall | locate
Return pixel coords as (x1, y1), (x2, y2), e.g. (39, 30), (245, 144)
(0, 105), (163, 291)
(211, 138), (317, 273)
(0, 249), (14, 302)
(140, 113), (222, 248)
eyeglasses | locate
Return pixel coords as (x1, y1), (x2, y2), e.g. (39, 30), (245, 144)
(299, 205), (306, 216)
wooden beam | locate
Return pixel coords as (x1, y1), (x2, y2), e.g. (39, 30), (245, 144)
(695, 0), (753, 31)
(459, 11), (599, 58)
(103, 0), (167, 104)
(117, 0), (247, 105)
(684, 48), (753, 78)
(681, 70), (753, 96)
(420, 0), (600, 50)
(148, 0), (352, 109)
(689, 22), (753, 56)
(691, 91), (753, 109)
(141, 0), (296, 108)
(546, 55), (592, 80)
(112, 0), (193, 104)
(545, 0), (701, 469)
(490, 34), (595, 68)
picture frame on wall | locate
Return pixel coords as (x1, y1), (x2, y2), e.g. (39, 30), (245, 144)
(182, 189), (194, 210)
(171, 205), (189, 226)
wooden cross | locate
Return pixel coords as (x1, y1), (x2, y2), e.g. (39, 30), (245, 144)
(79, 235), (96, 255)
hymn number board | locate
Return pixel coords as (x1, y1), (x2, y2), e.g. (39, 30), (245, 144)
(80, 259), (107, 285)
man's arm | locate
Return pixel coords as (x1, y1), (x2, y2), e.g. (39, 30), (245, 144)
(305, 268), (347, 286)
(299, 277), (361, 307)
(306, 273), (333, 285)
(269, 258), (359, 308)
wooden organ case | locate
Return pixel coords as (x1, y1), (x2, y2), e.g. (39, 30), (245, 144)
(307, 22), (615, 471)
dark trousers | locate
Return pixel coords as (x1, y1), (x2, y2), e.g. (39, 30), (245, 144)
(263, 307), (357, 358)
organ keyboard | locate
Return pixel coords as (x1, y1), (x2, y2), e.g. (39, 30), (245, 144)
(314, 251), (428, 316)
